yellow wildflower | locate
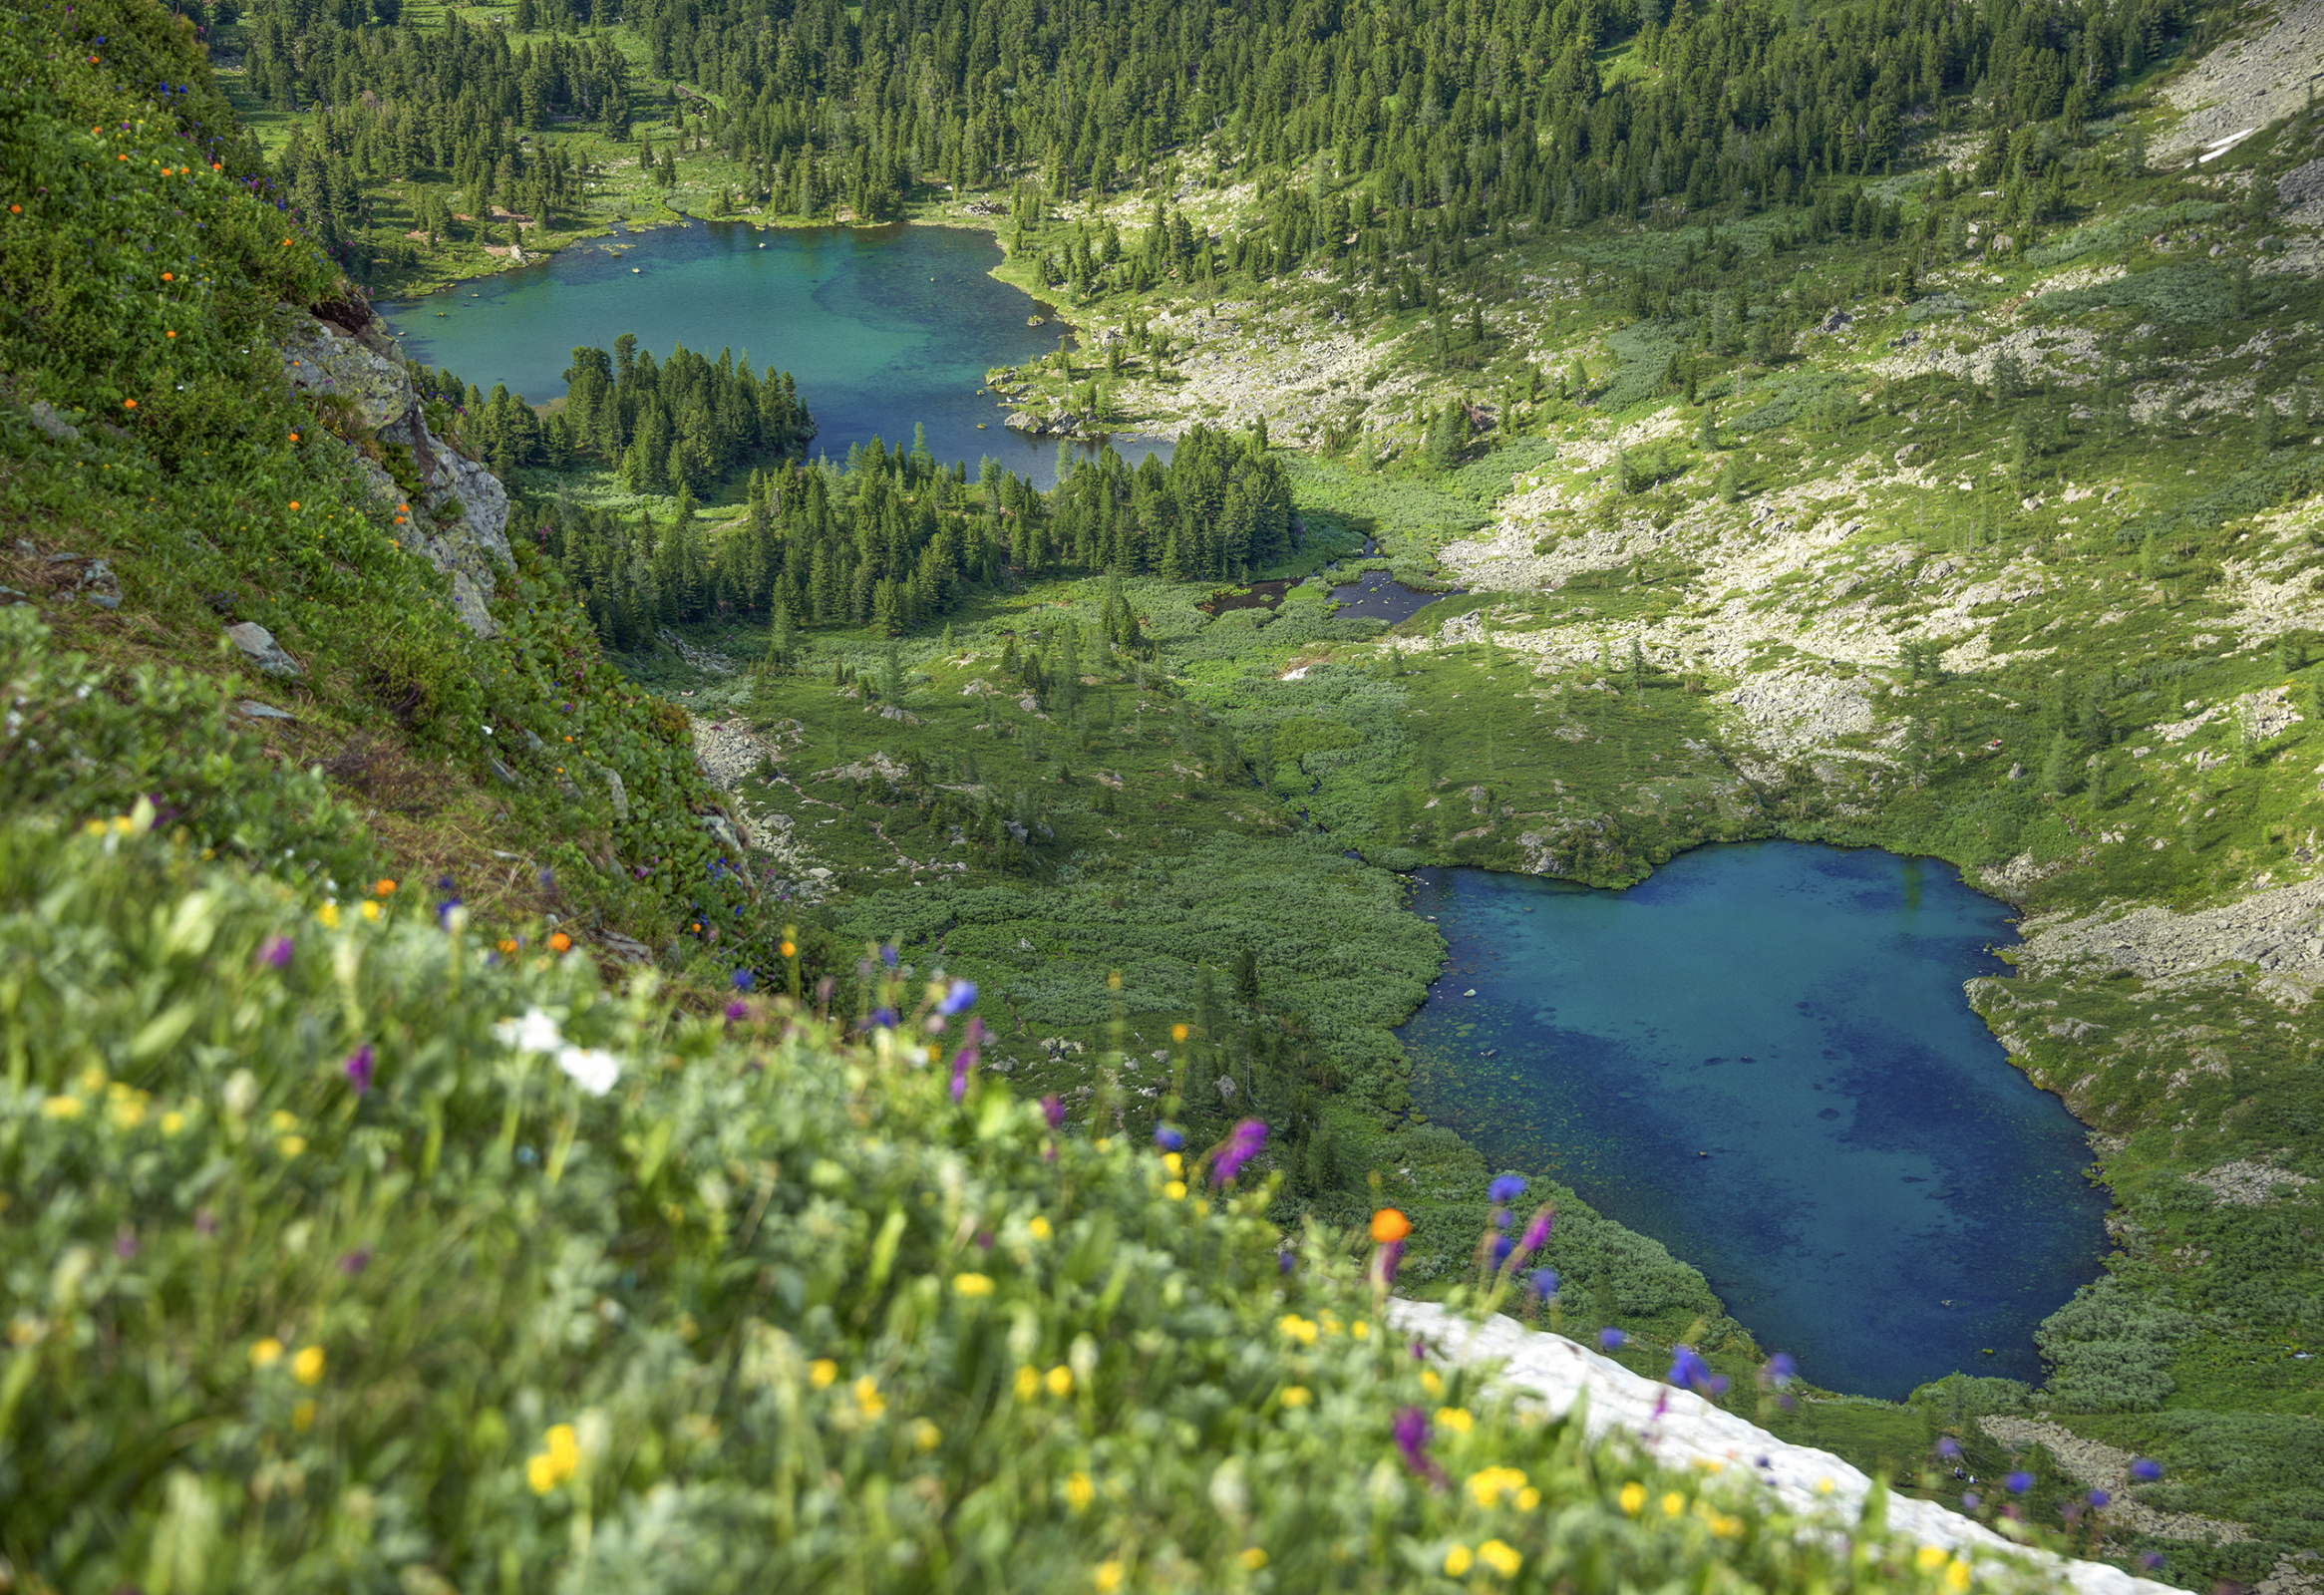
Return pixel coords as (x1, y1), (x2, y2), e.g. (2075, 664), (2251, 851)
(545, 1424), (579, 1481)
(278, 1135), (308, 1157)
(1164, 1180), (1187, 1200)
(40, 1096), (83, 1119)
(292, 1346), (325, 1385)
(526, 1452), (559, 1495)
(1046, 1366), (1074, 1398)
(1435, 1407), (1475, 1434)
(1516, 1487), (1540, 1510)
(1162, 1151), (1182, 1175)
(1066, 1471), (1095, 1511)
(809, 1359), (838, 1390)
(270, 1110), (299, 1132)
(249, 1338), (284, 1369)
(1467, 1465), (1527, 1507)
(910, 1419), (942, 1451)
(854, 1376), (886, 1419)
(360, 900), (381, 922)
(1619, 1481), (1646, 1515)
(952, 1273), (994, 1298)
(1478, 1539), (1521, 1576)
(318, 901), (339, 927)
(1419, 1368), (1443, 1396)
(1946, 1561), (1973, 1592)
(1351, 1320), (1370, 1339)
(1661, 1491), (1685, 1517)
(1014, 1366), (1040, 1401)
(160, 1111), (184, 1136)
(1028, 1216), (1052, 1239)
(1239, 1548), (1268, 1570)
(1093, 1562), (1124, 1593)
(1277, 1315), (1318, 1347)
(1918, 1547), (1950, 1573)
(1280, 1386), (1311, 1407)
(1445, 1544), (1475, 1576)
(291, 1399), (317, 1433)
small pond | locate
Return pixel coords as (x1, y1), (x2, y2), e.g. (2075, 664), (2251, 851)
(1330, 570), (1452, 622)
(383, 219), (1171, 487)
(1398, 842), (2110, 1400)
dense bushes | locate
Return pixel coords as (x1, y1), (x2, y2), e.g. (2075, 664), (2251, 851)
(0, 814), (2012, 1592)
(2036, 1277), (2195, 1413)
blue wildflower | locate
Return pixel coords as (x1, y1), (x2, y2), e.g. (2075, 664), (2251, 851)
(880, 945), (899, 969)
(1154, 1124), (1184, 1151)
(2131, 1458), (2162, 1481)
(732, 968), (756, 992)
(1598, 1327), (1628, 1351)
(2005, 1471), (2032, 1493)
(1490, 1233), (1513, 1267)
(938, 978), (977, 1016)
(2087, 1489), (2110, 1508)
(1527, 1267), (1558, 1301)
(1766, 1353), (1797, 1388)
(1487, 1174), (1527, 1204)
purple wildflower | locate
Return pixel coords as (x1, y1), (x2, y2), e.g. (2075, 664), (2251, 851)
(725, 999), (749, 1022)
(1041, 1095), (1066, 1129)
(2005, 1471), (2032, 1494)
(1666, 1345), (1712, 1392)
(1487, 1173), (1527, 1204)
(1961, 1492), (1981, 1510)
(339, 1247), (371, 1275)
(1527, 1267), (1558, 1301)
(1372, 1239), (1405, 1286)
(1212, 1118), (1268, 1185)
(1490, 1233), (1513, 1268)
(938, 979), (977, 1016)
(2087, 1489), (2110, 1508)
(260, 935), (293, 969)
(344, 1044), (375, 1096)
(1517, 1206), (1555, 1255)
(1155, 1124), (1185, 1151)
(1277, 1249), (1296, 1275)
(870, 1007), (899, 1029)
(732, 968), (756, 993)
(2130, 1458), (2162, 1482)
(880, 945), (900, 969)
(1766, 1353), (1797, 1388)
(2141, 1555), (2164, 1572)
(1393, 1406), (1444, 1484)
(1936, 1436), (1962, 1459)
(949, 1043), (979, 1103)
(114, 1227), (139, 1259)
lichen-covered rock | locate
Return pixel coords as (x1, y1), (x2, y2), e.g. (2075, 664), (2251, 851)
(278, 303), (510, 637)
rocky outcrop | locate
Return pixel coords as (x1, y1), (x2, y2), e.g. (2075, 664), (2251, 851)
(278, 303), (510, 636)
(1396, 1302), (2180, 1595)
(2011, 873), (2324, 1002)
(2153, 0), (2324, 162)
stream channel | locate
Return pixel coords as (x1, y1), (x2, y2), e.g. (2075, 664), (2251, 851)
(1398, 842), (2110, 1400)
(383, 219), (1171, 488)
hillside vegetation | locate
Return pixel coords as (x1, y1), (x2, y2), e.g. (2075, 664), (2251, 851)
(9, 0), (2324, 1582)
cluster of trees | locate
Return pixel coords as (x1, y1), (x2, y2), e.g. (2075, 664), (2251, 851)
(405, 339), (814, 484)
(1047, 429), (1296, 582)
(560, 337), (816, 491)
(524, 421), (1288, 650)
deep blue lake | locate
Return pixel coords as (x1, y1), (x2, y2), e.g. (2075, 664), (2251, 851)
(383, 219), (1170, 488)
(1399, 843), (2111, 1399)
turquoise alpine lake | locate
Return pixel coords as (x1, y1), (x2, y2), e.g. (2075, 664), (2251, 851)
(1399, 843), (2111, 1400)
(383, 220), (1170, 488)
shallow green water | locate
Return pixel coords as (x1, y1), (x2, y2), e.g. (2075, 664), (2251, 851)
(383, 219), (1168, 487)
(1401, 843), (2111, 1400)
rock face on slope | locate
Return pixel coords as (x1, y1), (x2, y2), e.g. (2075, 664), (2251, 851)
(278, 300), (510, 636)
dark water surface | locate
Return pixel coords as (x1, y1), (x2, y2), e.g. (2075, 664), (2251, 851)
(383, 220), (1170, 487)
(1330, 570), (1453, 622)
(1399, 843), (2110, 1399)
